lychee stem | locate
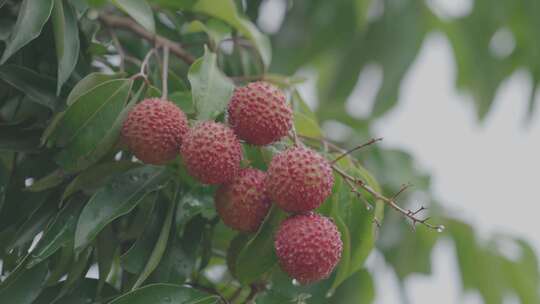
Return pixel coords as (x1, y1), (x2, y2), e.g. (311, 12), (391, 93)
(161, 45), (169, 100)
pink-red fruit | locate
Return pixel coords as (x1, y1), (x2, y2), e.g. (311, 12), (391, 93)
(274, 212), (343, 284)
(215, 168), (271, 233)
(228, 81), (292, 145)
(121, 98), (189, 165)
(181, 121), (242, 185)
(266, 147), (334, 212)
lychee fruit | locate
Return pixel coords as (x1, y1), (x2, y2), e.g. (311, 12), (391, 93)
(215, 168), (271, 232)
(121, 98), (189, 165)
(266, 147), (334, 212)
(228, 81), (292, 145)
(180, 121), (242, 185)
(274, 212), (343, 284)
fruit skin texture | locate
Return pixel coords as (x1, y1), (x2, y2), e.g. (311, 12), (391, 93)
(181, 121), (242, 185)
(215, 168), (271, 232)
(121, 98), (189, 165)
(274, 212), (343, 284)
(228, 81), (292, 145)
(266, 147), (334, 212)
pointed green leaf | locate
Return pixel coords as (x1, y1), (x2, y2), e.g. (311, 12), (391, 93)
(188, 47), (234, 120)
(235, 205), (287, 285)
(112, 0), (155, 33)
(74, 166), (170, 251)
(52, 0), (80, 94)
(0, 0), (54, 63)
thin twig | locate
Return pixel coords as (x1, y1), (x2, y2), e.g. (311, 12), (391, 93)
(393, 183), (412, 200)
(99, 13), (195, 65)
(161, 45), (170, 100)
(331, 137), (383, 164)
(332, 164), (443, 231)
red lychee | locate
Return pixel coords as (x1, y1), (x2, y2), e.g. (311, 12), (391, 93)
(274, 212), (343, 284)
(266, 147), (334, 212)
(215, 168), (271, 233)
(121, 98), (189, 165)
(228, 81), (292, 145)
(180, 121), (242, 185)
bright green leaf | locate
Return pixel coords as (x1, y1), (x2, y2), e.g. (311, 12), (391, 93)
(188, 47), (235, 120)
(112, 0), (155, 33)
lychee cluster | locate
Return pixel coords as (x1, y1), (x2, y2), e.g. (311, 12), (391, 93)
(121, 81), (341, 285)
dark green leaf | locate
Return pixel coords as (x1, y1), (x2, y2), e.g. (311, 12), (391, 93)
(0, 65), (57, 110)
(0, 0), (54, 63)
(0, 262), (48, 304)
(235, 205), (287, 285)
(52, 0), (80, 94)
(27, 197), (84, 267)
(132, 195), (176, 289)
(108, 284), (219, 304)
(62, 161), (141, 201)
(54, 79), (134, 172)
(26, 169), (64, 192)
(74, 165), (170, 251)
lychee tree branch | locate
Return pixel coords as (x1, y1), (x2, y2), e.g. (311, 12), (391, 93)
(332, 165), (444, 231)
(98, 13), (195, 65)
(297, 134), (443, 231)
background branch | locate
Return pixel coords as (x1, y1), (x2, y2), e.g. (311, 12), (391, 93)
(99, 14), (195, 65)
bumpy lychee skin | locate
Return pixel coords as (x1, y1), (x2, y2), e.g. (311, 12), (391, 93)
(228, 81), (292, 145)
(274, 212), (343, 284)
(215, 168), (271, 232)
(266, 147), (334, 212)
(121, 98), (189, 165)
(180, 121), (242, 185)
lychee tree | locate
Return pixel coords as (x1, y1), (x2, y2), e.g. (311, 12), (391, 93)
(1, 1), (539, 304)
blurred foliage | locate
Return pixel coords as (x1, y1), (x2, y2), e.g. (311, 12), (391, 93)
(0, 0), (538, 303)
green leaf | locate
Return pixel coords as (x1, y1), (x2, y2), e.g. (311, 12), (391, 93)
(27, 197), (85, 267)
(53, 79), (134, 172)
(294, 112), (322, 138)
(53, 79), (132, 146)
(193, 0), (271, 67)
(0, 0), (54, 63)
(26, 169), (64, 192)
(52, 0), (80, 94)
(112, 0), (155, 33)
(108, 284), (219, 304)
(175, 191), (214, 232)
(0, 262), (48, 304)
(66, 73), (124, 106)
(0, 125), (41, 152)
(0, 65), (57, 110)
(62, 161), (141, 201)
(329, 269), (374, 304)
(184, 19), (230, 49)
(121, 194), (161, 274)
(170, 91), (195, 115)
(74, 166), (170, 251)
(235, 205), (288, 285)
(132, 194), (175, 289)
(188, 47), (235, 120)
(96, 225), (117, 293)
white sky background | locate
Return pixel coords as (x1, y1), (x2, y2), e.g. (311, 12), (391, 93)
(260, 0), (539, 303)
